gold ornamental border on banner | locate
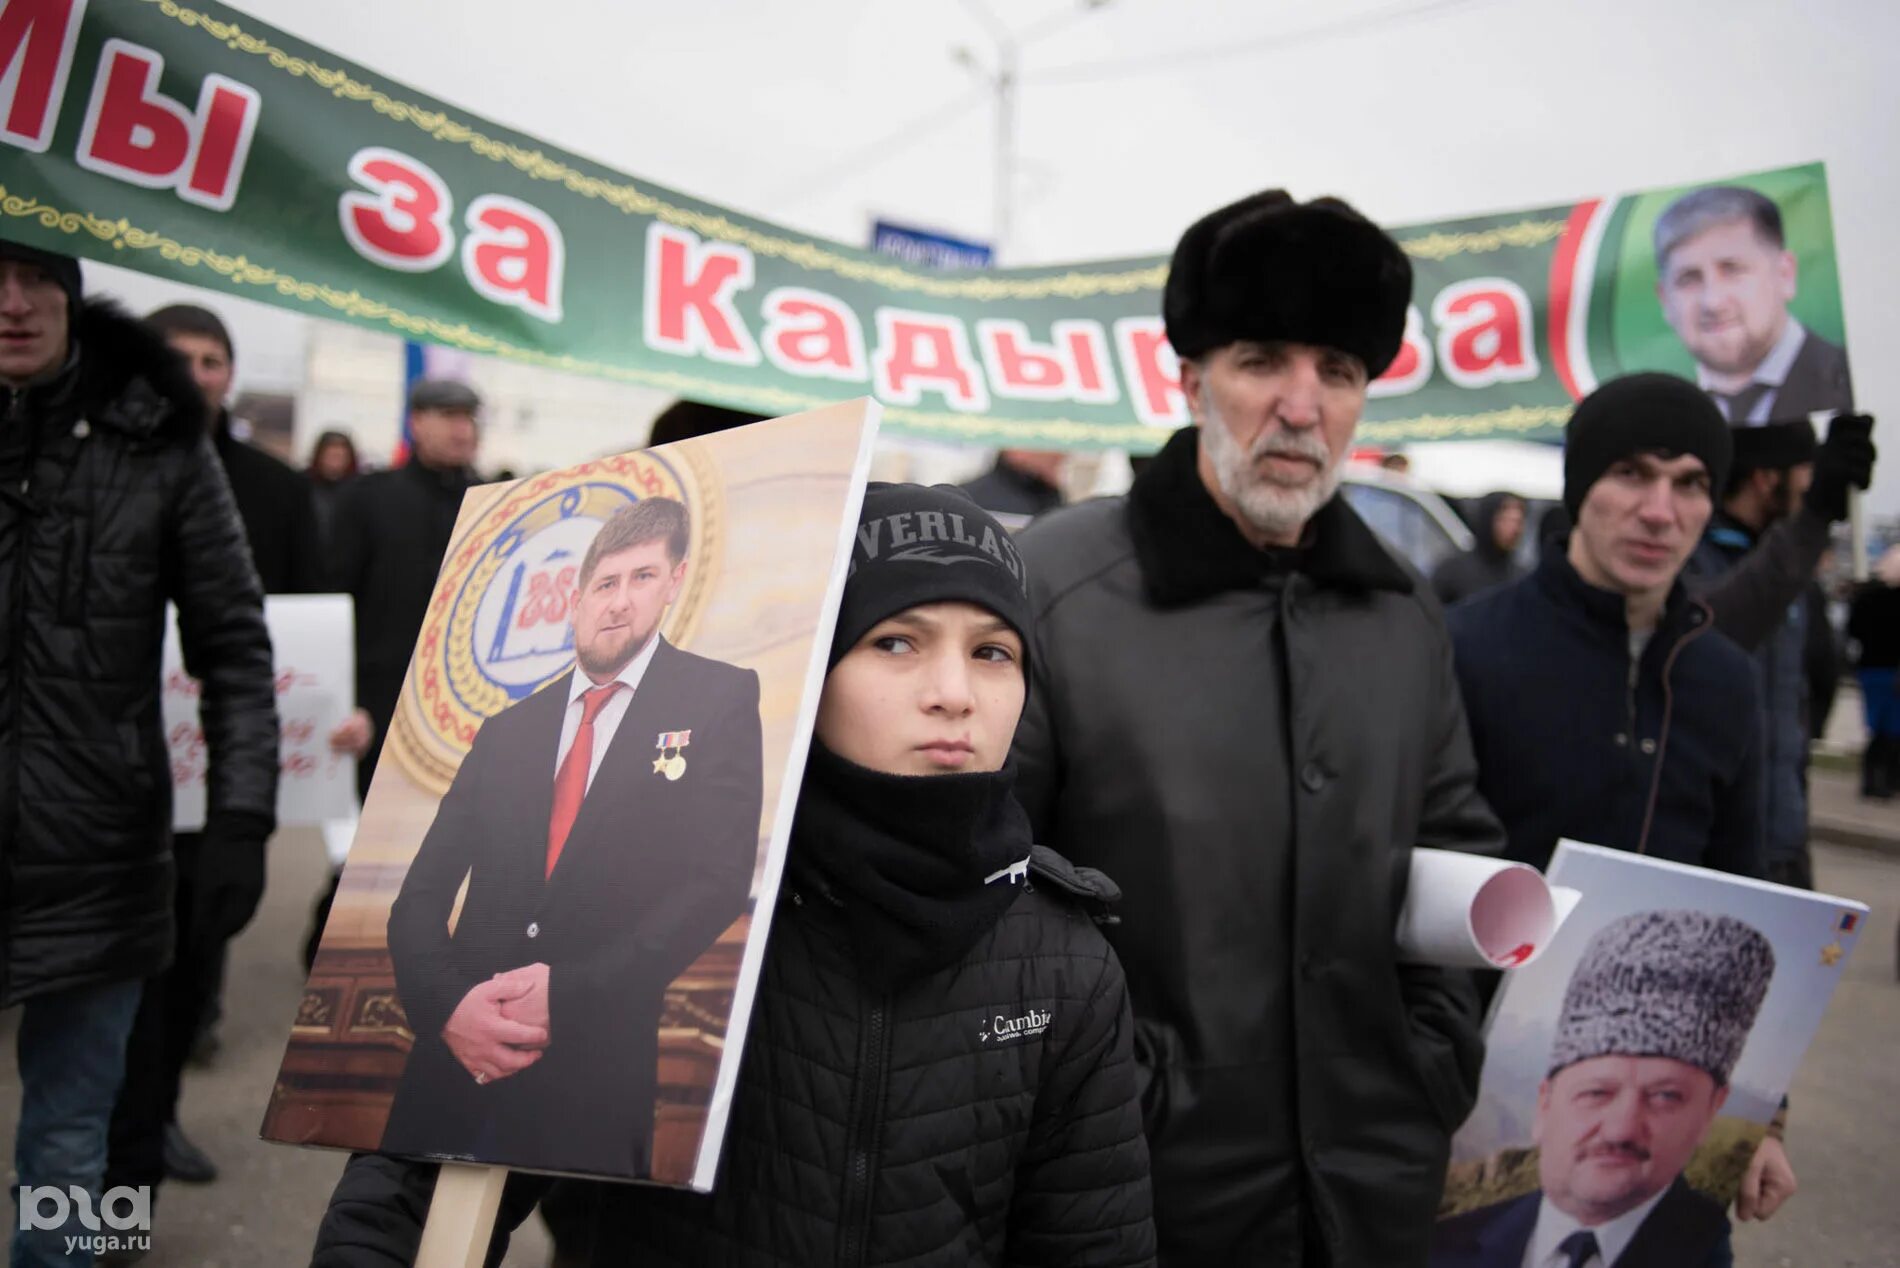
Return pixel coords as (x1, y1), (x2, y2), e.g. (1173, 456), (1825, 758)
(144, 0), (1161, 303)
(1355, 403), (1573, 443)
(0, 186), (1171, 450)
(387, 446), (723, 796)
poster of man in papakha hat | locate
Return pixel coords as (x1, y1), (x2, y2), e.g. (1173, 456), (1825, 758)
(1433, 843), (1867, 1268)
(262, 400), (878, 1189)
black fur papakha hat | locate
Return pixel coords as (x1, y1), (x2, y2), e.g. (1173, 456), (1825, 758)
(1162, 190), (1413, 376)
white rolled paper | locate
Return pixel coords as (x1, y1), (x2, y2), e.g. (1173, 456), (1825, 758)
(1396, 849), (1570, 970)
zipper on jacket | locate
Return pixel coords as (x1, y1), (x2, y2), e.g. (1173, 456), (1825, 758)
(835, 990), (891, 1268)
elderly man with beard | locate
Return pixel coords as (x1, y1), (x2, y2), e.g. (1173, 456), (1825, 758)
(1012, 191), (1505, 1267)
(379, 497), (762, 1177)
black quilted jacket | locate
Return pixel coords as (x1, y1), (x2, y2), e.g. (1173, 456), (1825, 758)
(0, 300), (277, 1006)
(313, 846), (1156, 1267)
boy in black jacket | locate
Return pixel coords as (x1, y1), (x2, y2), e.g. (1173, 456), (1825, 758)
(311, 483), (1154, 1268)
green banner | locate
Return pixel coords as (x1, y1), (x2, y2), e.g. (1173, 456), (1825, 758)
(0, 0), (1854, 451)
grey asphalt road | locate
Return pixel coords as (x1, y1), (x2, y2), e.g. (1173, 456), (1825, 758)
(0, 832), (1894, 1266)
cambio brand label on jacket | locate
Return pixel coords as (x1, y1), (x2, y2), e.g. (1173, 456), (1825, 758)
(979, 1007), (1052, 1044)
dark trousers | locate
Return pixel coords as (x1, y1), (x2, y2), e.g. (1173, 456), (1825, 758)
(104, 834), (224, 1196)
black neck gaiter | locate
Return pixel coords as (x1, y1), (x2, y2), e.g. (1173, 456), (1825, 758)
(791, 741), (1034, 991)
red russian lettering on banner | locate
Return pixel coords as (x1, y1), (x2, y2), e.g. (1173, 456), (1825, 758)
(873, 309), (988, 411)
(75, 40), (191, 184)
(760, 287), (868, 382)
(1061, 321), (1118, 402)
(977, 320), (1065, 396)
(1432, 279), (1539, 389)
(0, 0), (85, 153)
(1112, 317), (1186, 426)
(462, 194), (565, 322)
(976, 318), (1120, 404)
(641, 223), (760, 365)
(1368, 305), (1434, 399)
(74, 39), (258, 210)
(339, 146), (453, 271)
(179, 75), (260, 210)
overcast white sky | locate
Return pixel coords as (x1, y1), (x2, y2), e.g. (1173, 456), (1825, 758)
(95, 0), (1900, 512)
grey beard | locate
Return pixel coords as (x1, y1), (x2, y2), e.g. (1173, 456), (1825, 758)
(1200, 406), (1341, 541)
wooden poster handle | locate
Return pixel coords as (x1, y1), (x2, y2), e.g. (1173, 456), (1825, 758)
(416, 1164), (508, 1268)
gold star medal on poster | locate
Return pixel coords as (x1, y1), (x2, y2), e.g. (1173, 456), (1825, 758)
(654, 730), (692, 781)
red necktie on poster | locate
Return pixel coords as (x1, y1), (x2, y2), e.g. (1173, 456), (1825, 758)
(547, 682), (624, 877)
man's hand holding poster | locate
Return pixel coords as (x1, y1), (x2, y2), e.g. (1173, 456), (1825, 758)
(263, 400), (879, 1190)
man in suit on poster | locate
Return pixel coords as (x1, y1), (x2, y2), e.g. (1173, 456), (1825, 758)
(1432, 910), (1777, 1268)
(380, 496), (763, 1178)
(1653, 184), (1853, 425)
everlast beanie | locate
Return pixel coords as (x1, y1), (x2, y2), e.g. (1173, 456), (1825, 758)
(832, 483), (1032, 673)
(1548, 909), (1775, 1086)
(1562, 373), (1732, 520)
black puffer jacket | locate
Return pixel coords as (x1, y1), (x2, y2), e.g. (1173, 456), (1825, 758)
(313, 847), (1154, 1267)
(0, 301), (277, 1006)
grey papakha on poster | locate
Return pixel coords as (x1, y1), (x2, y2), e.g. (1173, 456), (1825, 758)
(1547, 909), (1775, 1085)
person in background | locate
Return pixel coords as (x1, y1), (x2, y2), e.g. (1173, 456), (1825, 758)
(1685, 419), (1823, 889)
(958, 449), (1066, 529)
(1432, 491), (1528, 606)
(0, 239), (278, 1265)
(307, 429), (360, 548)
(1848, 546), (1900, 800)
(1014, 189), (1504, 1267)
(96, 306), (321, 1211)
(645, 398), (765, 447)
(1447, 373), (1795, 1249)
(1380, 451), (1412, 476)
(308, 381), (483, 971)
(312, 484), (1155, 1268)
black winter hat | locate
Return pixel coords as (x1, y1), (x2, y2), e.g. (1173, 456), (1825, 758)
(1563, 373), (1732, 519)
(1163, 190), (1413, 376)
(1728, 419), (1817, 482)
(0, 238), (82, 316)
(831, 483), (1032, 672)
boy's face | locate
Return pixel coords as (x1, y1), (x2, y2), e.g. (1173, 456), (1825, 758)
(816, 601), (1025, 777)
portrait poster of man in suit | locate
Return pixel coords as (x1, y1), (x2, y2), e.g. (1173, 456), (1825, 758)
(375, 494), (762, 1177)
(1652, 184), (1854, 425)
(1434, 844), (1866, 1268)
(263, 401), (879, 1188)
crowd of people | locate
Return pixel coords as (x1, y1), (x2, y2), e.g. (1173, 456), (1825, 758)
(0, 173), (1888, 1268)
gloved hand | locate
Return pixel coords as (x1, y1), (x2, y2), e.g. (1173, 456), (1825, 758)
(190, 809), (274, 954)
(1804, 412), (1876, 522)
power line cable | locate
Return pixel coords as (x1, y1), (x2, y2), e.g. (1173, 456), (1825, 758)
(1024, 0), (1493, 85)
(766, 89), (987, 210)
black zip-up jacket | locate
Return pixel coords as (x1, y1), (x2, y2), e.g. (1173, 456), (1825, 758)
(312, 846), (1155, 1267)
(1447, 549), (1766, 876)
(328, 458), (478, 758)
(0, 300), (277, 1005)
(211, 409), (327, 595)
